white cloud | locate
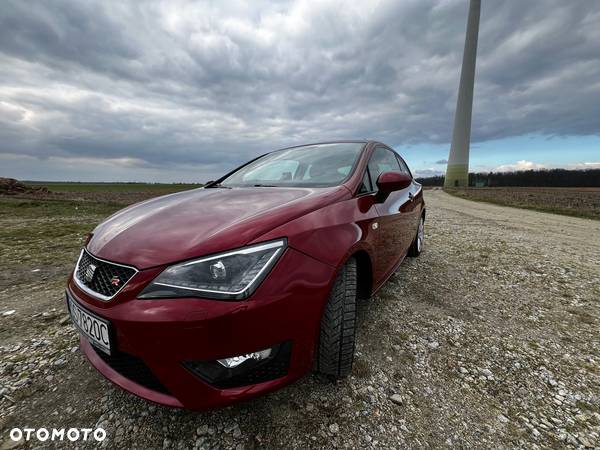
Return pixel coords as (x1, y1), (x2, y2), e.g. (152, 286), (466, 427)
(414, 168), (444, 178)
(566, 162), (600, 170)
(489, 160), (600, 173)
(0, 0), (599, 181)
(494, 160), (547, 172)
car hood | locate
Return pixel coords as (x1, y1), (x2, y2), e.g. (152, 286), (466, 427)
(87, 186), (349, 269)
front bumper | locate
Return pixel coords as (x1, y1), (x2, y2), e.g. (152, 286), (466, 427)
(68, 247), (335, 410)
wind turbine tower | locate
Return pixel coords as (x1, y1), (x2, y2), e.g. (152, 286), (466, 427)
(445, 0), (481, 188)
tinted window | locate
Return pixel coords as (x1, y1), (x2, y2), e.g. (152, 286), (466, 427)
(368, 147), (401, 185)
(220, 143), (364, 187)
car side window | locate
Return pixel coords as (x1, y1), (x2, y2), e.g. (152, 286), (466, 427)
(396, 155), (412, 176)
(368, 147), (401, 186)
(359, 169), (373, 193)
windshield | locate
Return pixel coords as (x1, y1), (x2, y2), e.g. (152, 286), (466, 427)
(219, 142), (365, 187)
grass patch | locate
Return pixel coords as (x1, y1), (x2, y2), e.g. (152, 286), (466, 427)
(0, 197), (122, 219)
(0, 198), (125, 277)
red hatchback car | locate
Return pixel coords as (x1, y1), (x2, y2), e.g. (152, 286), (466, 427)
(66, 141), (425, 410)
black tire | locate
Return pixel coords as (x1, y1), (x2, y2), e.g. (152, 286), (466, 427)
(316, 258), (357, 378)
(407, 215), (424, 257)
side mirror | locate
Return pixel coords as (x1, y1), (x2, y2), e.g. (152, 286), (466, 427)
(376, 171), (412, 196)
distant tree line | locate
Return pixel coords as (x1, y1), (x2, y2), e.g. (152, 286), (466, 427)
(417, 175), (445, 186)
(416, 169), (600, 187)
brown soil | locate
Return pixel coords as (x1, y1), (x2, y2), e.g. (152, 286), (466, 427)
(446, 187), (600, 220)
(0, 178), (49, 196)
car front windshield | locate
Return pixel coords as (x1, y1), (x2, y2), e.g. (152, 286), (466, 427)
(219, 142), (365, 187)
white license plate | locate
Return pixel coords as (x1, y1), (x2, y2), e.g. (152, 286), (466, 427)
(68, 295), (112, 355)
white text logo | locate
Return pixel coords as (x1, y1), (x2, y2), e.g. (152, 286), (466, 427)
(9, 428), (107, 443)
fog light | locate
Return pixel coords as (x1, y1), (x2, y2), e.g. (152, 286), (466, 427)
(182, 341), (292, 389)
(217, 348), (272, 368)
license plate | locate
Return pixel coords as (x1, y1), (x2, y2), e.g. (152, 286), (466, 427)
(67, 294), (112, 355)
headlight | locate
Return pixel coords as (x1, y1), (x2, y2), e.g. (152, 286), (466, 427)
(138, 239), (286, 300)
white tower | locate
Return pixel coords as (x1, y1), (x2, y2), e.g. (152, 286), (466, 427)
(445, 0), (481, 188)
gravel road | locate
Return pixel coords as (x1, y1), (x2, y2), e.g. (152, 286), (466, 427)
(1, 190), (599, 449)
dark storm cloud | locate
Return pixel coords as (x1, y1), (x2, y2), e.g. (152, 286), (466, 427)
(0, 0), (599, 180)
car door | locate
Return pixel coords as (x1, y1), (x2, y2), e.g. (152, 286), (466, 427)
(367, 146), (414, 282)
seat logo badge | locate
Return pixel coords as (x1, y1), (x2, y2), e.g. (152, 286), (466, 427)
(85, 264), (97, 283)
(372, 222), (379, 230)
(110, 276), (121, 287)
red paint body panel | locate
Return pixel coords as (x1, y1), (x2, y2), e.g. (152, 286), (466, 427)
(88, 186), (349, 269)
(256, 194), (379, 271)
(69, 141), (425, 410)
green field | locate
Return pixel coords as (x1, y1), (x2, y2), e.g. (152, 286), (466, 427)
(27, 181), (202, 192)
(0, 197), (123, 282)
(0, 182), (205, 273)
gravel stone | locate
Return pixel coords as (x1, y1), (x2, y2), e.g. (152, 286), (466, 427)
(1, 190), (599, 449)
(390, 394), (404, 406)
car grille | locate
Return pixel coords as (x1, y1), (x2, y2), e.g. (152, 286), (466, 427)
(91, 346), (171, 395)
(75, 249), (137, 299)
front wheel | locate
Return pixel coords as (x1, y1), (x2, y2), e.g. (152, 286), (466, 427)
(407, 215), (424, 257)
(316, 258), (357, 378)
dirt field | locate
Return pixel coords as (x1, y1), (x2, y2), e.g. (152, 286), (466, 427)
(1, 190), (599, 449)
(445, 187), (600, 220)
(27, 182), (202, 193)
(16, 182), (203, 206)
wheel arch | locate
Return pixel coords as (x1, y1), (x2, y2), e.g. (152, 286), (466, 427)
(350, 249), (373, 300)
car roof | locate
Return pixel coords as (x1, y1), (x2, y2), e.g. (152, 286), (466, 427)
(275, 140), (385, 152)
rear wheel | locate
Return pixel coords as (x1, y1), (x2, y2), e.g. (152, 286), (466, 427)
(407, 215), (424, 257)
(316, 258), (357, 378)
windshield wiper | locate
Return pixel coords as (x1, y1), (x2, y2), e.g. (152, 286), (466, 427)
(205, 183), (231, 189)
(253, 184), (277, 187)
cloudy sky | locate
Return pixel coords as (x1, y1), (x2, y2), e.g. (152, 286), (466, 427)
(1, 0), (599, 182)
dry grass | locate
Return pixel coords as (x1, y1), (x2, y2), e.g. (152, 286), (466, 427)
(445, 187), (600, 220)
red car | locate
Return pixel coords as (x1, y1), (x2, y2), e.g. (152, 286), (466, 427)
(67, 141), (425, 410)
